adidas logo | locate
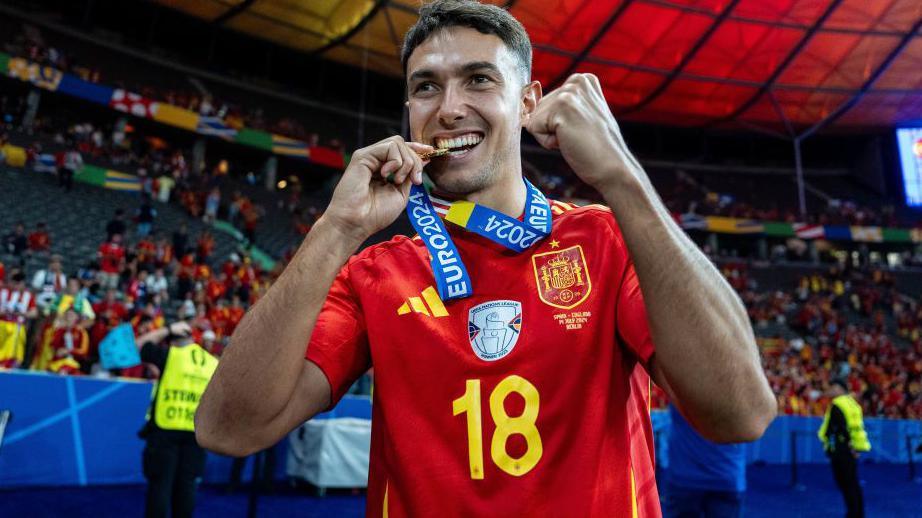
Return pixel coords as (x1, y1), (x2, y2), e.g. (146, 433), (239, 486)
(397, 286), (448, 317)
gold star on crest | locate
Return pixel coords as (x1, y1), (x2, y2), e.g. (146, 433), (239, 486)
(549, 239), (560, 249)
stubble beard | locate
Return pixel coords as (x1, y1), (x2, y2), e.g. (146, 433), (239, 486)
(429, 143), (509, 196)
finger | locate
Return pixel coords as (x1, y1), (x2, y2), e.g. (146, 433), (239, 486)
(378, 141), (404, 179)
(393, 141), (419, 185)
(525, 104), (559, 150)
(405, 142), (434, 184)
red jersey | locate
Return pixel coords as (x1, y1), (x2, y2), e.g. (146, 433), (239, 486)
(98, 242), (125, 274)
(306, 201), (659, 517)
(226, 305), (245, 335)
(28, 231), (51, 251)
(0, 288), (36, 323)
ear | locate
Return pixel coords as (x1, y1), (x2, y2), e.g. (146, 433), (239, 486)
(520, 80), (542, 125)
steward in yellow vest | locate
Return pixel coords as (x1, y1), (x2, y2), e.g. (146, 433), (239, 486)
(818, 394), (871, 455)
(818, 380), (868, 518)
(136, 321), (217, 518)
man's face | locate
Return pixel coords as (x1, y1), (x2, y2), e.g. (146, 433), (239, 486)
(63, 310), (78, 327)
(406, 27), (537, 195)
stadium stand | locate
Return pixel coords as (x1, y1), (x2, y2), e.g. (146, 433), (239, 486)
(1, 2), (921, 516)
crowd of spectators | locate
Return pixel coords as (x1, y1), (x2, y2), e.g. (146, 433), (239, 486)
(0, 204), (276, 378)
(1, 24), (345, 148)
(717, 263), (922, 420)
(687, 190), (904, 228)
(2, 93), (276, 247)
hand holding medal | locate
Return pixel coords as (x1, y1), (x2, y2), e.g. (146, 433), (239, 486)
(324, 135), (436, 244)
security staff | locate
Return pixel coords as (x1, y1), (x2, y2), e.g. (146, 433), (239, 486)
(818, 379), (871, 518)
(137, 321), (218, 518)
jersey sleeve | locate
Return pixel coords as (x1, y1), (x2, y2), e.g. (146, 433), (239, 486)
(305, 259), (370, 408)
(599, 209), (656, 368)
(616, 262), (655, 368)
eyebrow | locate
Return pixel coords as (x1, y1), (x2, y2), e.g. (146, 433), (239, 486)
(408, 61), (505, 83)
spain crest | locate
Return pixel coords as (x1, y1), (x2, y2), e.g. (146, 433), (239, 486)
(531, 245), (591, 309)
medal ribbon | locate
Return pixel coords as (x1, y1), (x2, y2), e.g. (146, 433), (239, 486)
(406, 179), (552, 301)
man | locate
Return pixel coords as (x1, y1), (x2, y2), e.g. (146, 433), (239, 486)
(27, 222), (52, 256)
(31, 255), (67, 310)
(0, 272), (37, 368)
(98, 233), (126, 290)
(197, 2), (775, 515)
(665, 403), (746, 517)
(61, 143), (83, 192)
(137, 321), (218, 518)
(818, 379), (870, 518)
(46, 308), (89, 375)
(3, 222), (27, 265)
(137, 199), (157, 238)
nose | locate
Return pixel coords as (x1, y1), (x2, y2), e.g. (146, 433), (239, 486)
(437, 84), (466, 126)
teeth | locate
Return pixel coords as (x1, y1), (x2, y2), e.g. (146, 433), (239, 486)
(434, 133), (482, 150)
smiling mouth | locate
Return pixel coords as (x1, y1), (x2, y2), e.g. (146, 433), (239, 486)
(431, 132), (484, 158)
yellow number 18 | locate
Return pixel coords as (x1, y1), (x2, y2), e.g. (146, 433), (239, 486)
(452, 375), (543, 479)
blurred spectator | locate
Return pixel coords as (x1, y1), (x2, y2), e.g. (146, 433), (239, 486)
(31, 255), (67, 309)
(204, 187), (220, 224)
(149, 268), (169, 301)
(136, 199), (157, 238)
(0, 272), (38, 368)
(49, 278), (96, 327)
(3, 222), (28, 264)
(156, 173), (176, 203)
(98, 233), (126, 290)
(27, 222), (52, 255)
(60, 143), (83, 192)
(196, 231), (215, 263)
(47, 308), (89, 375)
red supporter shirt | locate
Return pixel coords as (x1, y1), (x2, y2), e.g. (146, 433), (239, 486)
(28, 231), (51, 251)
(306, 201), (660, 517)
(98, 242), (125, 274)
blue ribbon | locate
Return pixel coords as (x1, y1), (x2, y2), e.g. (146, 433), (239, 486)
(406, 179), (552, 300)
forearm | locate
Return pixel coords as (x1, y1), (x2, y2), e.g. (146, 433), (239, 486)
(197, 217), (361, 442)
(601, 172), (775, 442)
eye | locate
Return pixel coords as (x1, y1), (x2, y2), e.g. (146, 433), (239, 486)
(413, 82), (437, 95)
(471, 74), (491, 85)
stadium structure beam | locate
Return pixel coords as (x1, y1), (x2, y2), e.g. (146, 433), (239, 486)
(311, 0), (390, 57)
(213, 0), (256, 25)
(765, 12), (921, 220)
(797, 15), (922, 141)
(712, 0), (845, 127)
(766, 90), (808, 218)
(547, 0), (637, 90)
(639, 0), (909, 37)
(618, 0), (743, 116)
(533, 43), (918, 96)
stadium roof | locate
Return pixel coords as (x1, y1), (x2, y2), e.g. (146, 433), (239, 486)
(156, 0), (922, 132)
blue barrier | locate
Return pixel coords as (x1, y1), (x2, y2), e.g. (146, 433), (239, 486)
(1, 370), (918, 488)
(0, 370), (370, 488)
(652, 409), (922, 468)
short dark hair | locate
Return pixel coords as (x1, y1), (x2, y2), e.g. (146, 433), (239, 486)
(401, 0), (532, 84)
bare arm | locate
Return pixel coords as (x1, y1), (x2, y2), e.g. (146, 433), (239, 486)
(526, 73), (775, 442)
(195, 220), (361, 456)
(600, 174), (776, 442)
(195, 136), (433, 456)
